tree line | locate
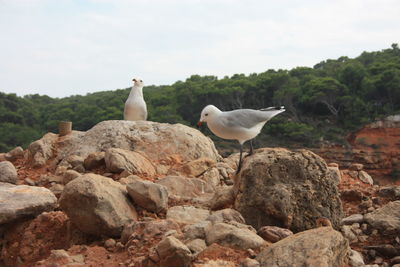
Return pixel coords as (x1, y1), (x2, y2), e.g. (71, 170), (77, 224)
(1, 44), (399, 153)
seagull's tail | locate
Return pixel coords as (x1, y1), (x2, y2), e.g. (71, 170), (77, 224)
(260, 106), (285, 111)
(260, 106), (285, 119)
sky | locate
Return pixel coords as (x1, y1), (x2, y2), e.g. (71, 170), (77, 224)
(0, 0), (399, 98)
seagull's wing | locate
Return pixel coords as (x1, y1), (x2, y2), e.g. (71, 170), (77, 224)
(220, 107), (285, 129)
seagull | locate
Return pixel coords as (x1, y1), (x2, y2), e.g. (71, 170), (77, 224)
(198, 105), (285, 174)
(124, 78), (147, 121)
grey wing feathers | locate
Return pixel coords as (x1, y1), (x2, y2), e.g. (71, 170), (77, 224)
(221, 107), (285, 129)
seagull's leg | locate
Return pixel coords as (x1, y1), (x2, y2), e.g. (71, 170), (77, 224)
(236, 144), (243, 174)
(244, 139), (254, 158)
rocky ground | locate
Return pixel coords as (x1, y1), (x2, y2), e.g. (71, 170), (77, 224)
(0, 120), (399, 267)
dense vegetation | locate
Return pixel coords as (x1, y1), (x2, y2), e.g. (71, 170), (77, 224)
(1, 44), (399, 153)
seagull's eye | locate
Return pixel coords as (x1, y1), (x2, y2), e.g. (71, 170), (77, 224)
(140, 80), (143, 82)
(205, 113), (208, 116)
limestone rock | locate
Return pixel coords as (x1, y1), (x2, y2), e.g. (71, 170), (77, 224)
(0, 182), (57, 224)
(206, 208), (245, 224)
(59, 173), (137, 237)
(364, 201), (400, 234)
(0, 161), (17, 184)
(234, 148), (343, 232)
(105, 148), (156, 175)
(83, 151), (105, 170)
(183, 221), (211, 241)
(156, 176), (214, 199)
(200, 167), (221, 189)
(181, 158), (216, 177)
(209, 186), (235, 210)
(63, 169), (81, 184)
(342, 214), (364, 225)
(349, 249), (365, 267)
(5, 146), (24, 161)
(238, 258), (260, 267)
(59, 120), (220, 165)
(127, 178), (168, 213)
(28, 133), (58, 167)
(256, 227), (349, 267)
(152, 236), (192, 267)
(167, 206), (210, 224)
(186, 238), (207, 255)
(205, 222), (265, 249)
(379, 186), (400, 200)
(358, 170), (374, 185)
(257, 226), (293, 243)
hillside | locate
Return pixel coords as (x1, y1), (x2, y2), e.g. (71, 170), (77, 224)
(1, 44), (400, 152)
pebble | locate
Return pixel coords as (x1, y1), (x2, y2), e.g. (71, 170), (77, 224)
(104, 238), (116, 248)
(24, 178), (36, 186)
(368, 249), (376, 258)
(374, 257), (383, 264)
(361, 223), (368, 232)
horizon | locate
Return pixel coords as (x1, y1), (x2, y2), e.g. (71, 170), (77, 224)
(1, 0), (399, 98)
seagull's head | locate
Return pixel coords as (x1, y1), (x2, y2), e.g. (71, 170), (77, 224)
(132, 78), (144, 87)
(198, 105), (221, 126)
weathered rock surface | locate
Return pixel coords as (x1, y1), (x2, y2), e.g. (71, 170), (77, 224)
(186, 238), (207, 256)
(206, 208), (245, 224)
(349, 249), (365, 267)
(364, 201), (400, 234)
(209, 186), (235, 210)
(205, 222), (265, 249)
(59, 173), (137, 237)
(342, 214), (364, 225)
(105, 148), (156, 175)
(180, 158), (216, 177)
(156, 176), (214, 199)
(5, 146), (24, 161)
(378, 186), (400, 200)
(83, 151), (105, 170)
(257, 226), (294, 243)
(234, 148), (343, 232)
(148, 236), (192, 267)
(127, 178), (168, 213)
(0, 161), (18, 184)
(59, 120), (220, 165)
(183, 221), (211, 241)
(0, 183), (57, 224)
(256, 227), (349, 267)
(167, 206), (210, 224)
(28, 133), (58, 167)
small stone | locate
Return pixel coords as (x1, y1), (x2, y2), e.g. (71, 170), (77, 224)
(247, 248), (257, 258)
(374, 257), (383, 264)
(361, 223), (368, 232)
(25, 178), (36, 186)
(350, 163), (364, 171)
(341, 214), (364, 225)
(349, 249), (365, 267)
(239, 258), (260, 267)
(371, 229), (379, 236)
(104, 238), (116, 248)
(367, 207), (375, 212)
(391, 256), (400, 264)
(115, 242), (124, 250)
(358, 235), (368, 242)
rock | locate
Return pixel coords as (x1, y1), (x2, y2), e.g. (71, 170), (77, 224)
(24, 178), (36, 186)
(392, 256), (400, 265)
(152, 236), (192, 267)
(0, 161), (17, 184)
(342, 214), (364, 225)
(59, 173), (137, 237)
(186, 238), (207, 255)
(341, 189), (363, 202)
(127, 178), (168, 213)
(358, 170), (374, 185)
(349, 249), (365, 267)
(183, 221), (211, 241)
(206, 208), (245, 224)
(28, 133), (58, 167)
(205, 222), (266, 249)
(341, 225), (358, 243)
(257, 226), (293, 243)
(378, 186), (400, 200)
(238, 258), (260, 267)
(121, 219), (180, 244)
(104, 238), (116, 249)
(156, 176), (214, 199)
(200, 167), (221, 189)
(49, 184), (64, 198)
(167, 206), (210, 224)
(209, 186), (235, 210)
(105, 148), (156, 176)
(63, 170), (81, 184)
(0, 183), (57, 224)
(58, 120), (221, 166)
(328, 166), (341, 184)
(181, 158), (216, 177)
(366, 244), (399, 258)
(350, 163), (364, 171)
(83, 151), (106, 170)
(5, 146), (24, 161)
(256, 227), (349, 267)
(234, 148), (343, 232)
(364, 201), (400, 234)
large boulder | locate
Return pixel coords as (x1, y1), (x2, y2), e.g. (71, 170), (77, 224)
(156, 176), (214, 199)
(59, 173), (137, 237)
(28, 133), (58, 167)
(0, 161), (18, 184)
(0, 183), (57, 224)
(59, 120), (220, 166)
(234, 148), (343, 232)
(364, 200), (400, 234)
(256, 227), (349, 267)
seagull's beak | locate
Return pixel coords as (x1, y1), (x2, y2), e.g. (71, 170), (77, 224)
(197, 121), (203, 127)
(132, 79), (136, 82)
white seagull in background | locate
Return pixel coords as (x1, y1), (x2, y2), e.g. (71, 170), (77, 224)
(198, 105), (285, 173)
(124, 78), (147, 121)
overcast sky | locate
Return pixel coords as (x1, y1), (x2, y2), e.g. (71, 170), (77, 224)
(0, 0), (399, 98)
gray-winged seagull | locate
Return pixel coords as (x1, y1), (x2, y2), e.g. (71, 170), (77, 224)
(124, 78), (147, 121)
(198, 105), (285, 173)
